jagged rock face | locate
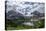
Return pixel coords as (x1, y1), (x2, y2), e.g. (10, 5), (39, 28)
(6, 0), (45, 20)
(6, 10), (24, 20)
(31, 11), (44, 17)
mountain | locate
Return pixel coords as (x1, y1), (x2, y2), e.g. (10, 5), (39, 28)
(31, 11), (44, 17)
(6, 10), (24, 20)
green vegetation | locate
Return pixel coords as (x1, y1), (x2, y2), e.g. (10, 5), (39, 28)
(5, 18), (45, 30)
(5, 21), (32, 30)
(34, 19), (45, 28)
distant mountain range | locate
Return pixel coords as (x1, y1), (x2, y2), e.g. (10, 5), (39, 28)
(31, 11), (44, 17)
(6, 1), (44, 20)
(6, 10), (24, 20)
(6, 10), (44, 20)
